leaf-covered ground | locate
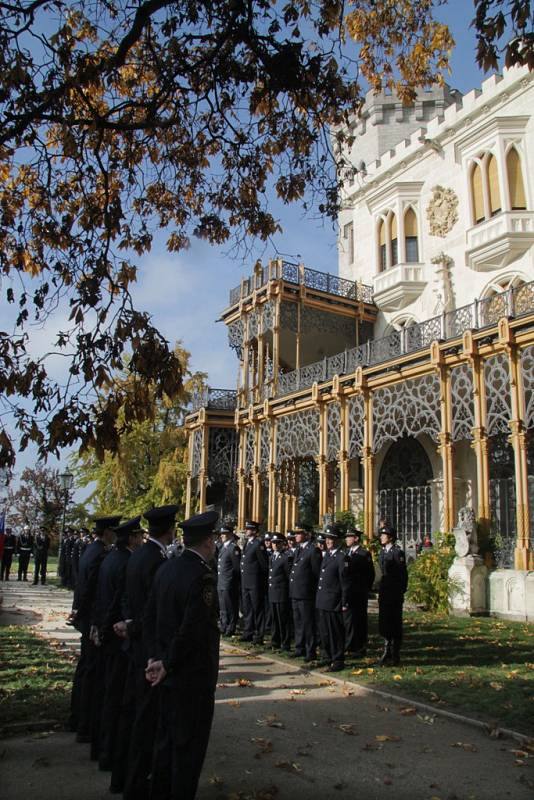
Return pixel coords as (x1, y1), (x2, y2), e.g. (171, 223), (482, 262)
(0, 626), (75, 733)
(232, 612), (534, 736)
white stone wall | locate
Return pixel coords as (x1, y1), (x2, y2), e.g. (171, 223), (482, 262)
(338, 66), (534, 339)
(487, 569), (534, 620)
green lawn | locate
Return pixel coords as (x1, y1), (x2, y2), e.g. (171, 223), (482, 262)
(229, 612), (534, 736)
(0, 626), (75, 734)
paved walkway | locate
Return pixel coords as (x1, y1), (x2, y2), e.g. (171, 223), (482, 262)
(1, 581), (533, 800)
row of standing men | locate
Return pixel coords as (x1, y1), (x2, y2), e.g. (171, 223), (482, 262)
(0, 527), (51, 583)
(217, 519), (408, 671)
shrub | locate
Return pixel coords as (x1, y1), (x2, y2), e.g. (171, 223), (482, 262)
(406, 531), (456, 613)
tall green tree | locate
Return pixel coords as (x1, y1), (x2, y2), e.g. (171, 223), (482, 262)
(72, 343), (205, 517)
(7, 465), (66, 536)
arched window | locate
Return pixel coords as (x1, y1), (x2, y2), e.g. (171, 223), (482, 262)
(471, 162), (484, 224)
(390, 213), (398, 266)
(378, 218), (386, 271)
(404, 207), (419, 263)
(506, 147), (526, 210)
(487, 154), (501, 216)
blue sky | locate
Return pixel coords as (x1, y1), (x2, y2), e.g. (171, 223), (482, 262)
(3, 1), (491, 494)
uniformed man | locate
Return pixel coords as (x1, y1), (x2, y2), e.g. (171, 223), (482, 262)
(71, 529), (89, 589)
(286, 530), (297, 555)
(289, 522), (321, 662)
(1, 527), (16, 581)
(17, 526), (33, 581)
(33, 529), (51, 585)
(91, 517), (144, 771)
(144, 510), (220, 800)
(316, 533), (327, 556)
(69, 515), (120, 741)
(316, 523), (349, 672)
(268, 533), (292, 651)
(239, 520), (269, 645)
(378, 525), (408, 666)
(216, 524), (241, 636)
(344, 528), (375, 657)
(121, 504), (179, 800)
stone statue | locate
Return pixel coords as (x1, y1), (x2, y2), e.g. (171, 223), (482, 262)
(454, 506), (479, 557)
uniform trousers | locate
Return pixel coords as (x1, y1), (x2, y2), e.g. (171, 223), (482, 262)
(218, 586), (239, 634)
(110, 655), (137, 793)
(291, 598), (316, 659)
(90, 645), (107, 760)
(344, 592), (369, 652)
(123, 670), (159, 800)
(70, 630), (90, 732)
(317, 609), (345, 666)
(33, 553), (48, 584)
(241, 586), (266, 642)
(270, 600), (291, 650)
(1, 550), (14, 580)
(97, 644), (128, 770)
(378, 594), (404, 650)
(149, 686), (215, 800)
(18, 550), (31, 580)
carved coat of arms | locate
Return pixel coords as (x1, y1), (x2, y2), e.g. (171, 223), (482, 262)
(426, 185), (459, 237)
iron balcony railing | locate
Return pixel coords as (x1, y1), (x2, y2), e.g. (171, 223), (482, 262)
(276, 280), (534, 397)
(191, 387), (238, 412)
(228, 259), (374, 306)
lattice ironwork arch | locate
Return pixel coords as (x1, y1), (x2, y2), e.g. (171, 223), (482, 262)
(372, 374), (441, 454)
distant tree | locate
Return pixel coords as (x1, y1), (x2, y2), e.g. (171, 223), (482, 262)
(7, 465), (66, 537)
(72, 343), (206, 518)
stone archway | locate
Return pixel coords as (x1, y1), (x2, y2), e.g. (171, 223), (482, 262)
(378, 437), (433, 554)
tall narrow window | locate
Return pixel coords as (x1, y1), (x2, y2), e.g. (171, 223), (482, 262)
(471, 162), (485, 224)
(343, 221), (354, 264)
(488, 154), (501, 216)
(404, 207), (419, 262)
(390, 213), (398, 266)
(507, 147), (526, 210)
(379, 219), (387, 271)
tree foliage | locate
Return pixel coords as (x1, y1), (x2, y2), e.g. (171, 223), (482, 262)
(473, 0), (534, 72)
(0, 0), (529, 469)
(7, 464), (67, 534)
(72, 343), (205, 517)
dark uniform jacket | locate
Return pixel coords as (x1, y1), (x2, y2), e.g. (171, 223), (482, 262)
(217, 541), (241, 590)
(316, 549), (350, 612)
(124, 539), (167, 664)
(268, 551), (292, 603)
(289, 542), (322, 600)
(34, 533), (50, 555)
(92, 546), (131, 643)
(144, 548), (220, 692)
(73, 538), (108, 630)
(17, 532), (34, 555)
(240, 537), (269, 591)
(379, 545), (408, 599)
(346, 545), (375, 597)
(3, 533), (16, 552)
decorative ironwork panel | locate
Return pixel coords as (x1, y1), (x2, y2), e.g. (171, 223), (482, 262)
(191, 428), (203, 478)
(260, 421), (271, 472)
(445, 304), (474, 339)
(326, 402), (341, 462)
(373, 374), (441, 453)
(347, 344), (367, 371)
(299, 360), (325, 388)
(479, 293), (508, 328)
(485, 354), (512, 436)
(410, 315), (441, 351)
(513, 280), (534, 317)
(280, 300), (298, 333)
(276, 408), (320, 465)
(278, 370), (298, 396)
(301, 306), (354, 339)
(229, 284), (241, 306)
(244, 426), (255, 476)
(348, 394), (364, 459)
(378, 485), (432, 555)
(282, 261), (299, 284)
(262, 300), (275, 333)
(208, 428), (238, 480)
(247, 309), (259, 341)
(326, 351), (346, 378)
(451, 363), (475, 441)
(521, 345), (534, 430)
(227, 320), (244, 358)
(369, 331), (402, 363)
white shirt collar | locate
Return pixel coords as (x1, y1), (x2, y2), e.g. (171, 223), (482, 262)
(148, 537), (168, 557)
(186, 546), (210, 566)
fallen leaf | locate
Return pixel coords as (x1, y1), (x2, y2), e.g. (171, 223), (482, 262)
(376, 735), (401, 743)
(208, 774), (223, 786)
(238, 678), (254, 687)
(290, 689), (307, 695)
(392, 674), (402, 681)
(489, 681), (503, 691)
(251, 737), (273, 757)
(400, 707), (417, 716)
(451, 742), (478, 752)
(351, 669), (363, 675)
(228, 700), (241, 708)
(417, 714), (436, 725)
(256, 714), (285, 729)
(337, 723), (357, 735)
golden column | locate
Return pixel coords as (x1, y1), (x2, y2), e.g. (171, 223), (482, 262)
(357, 367), (374, 539)
(266, 408), (277, 531)
(336, 377), (350, 512)
(237, 424), (247, 530)
(252, 419), (262, 522)
(198, 418), (208, 512)
(499, 320), (533, 570)
(464, 332), (490, 525)
(272, 296), (281, 395)
(317, 392), (328, 521)
(432, 343), (455, 532)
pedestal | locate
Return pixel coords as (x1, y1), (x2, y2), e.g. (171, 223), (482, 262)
(449, 555), (488, 615)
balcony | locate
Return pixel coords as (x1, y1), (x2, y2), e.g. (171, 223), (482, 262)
(372, 263), (426, 312)
(466, 210), (534, 271)
(190, 388), (237, 413)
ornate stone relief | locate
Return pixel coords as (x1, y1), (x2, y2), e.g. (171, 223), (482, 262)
(276, 408), (320, 465)
(484, 354), (512, 437)
(451, 362), (475, 442)
(426, 185), (459, 237)
(372, 374), (441, 454)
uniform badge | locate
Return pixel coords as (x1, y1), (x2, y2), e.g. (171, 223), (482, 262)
(234, 548), (240, 556)
(202, 583), (215, 607)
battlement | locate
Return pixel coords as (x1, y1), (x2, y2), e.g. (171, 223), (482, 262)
(345, 65), (532, 197)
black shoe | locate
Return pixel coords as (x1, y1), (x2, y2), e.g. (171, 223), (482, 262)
(326, 663), (344, 672)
